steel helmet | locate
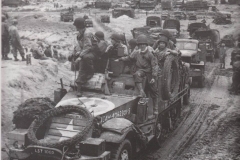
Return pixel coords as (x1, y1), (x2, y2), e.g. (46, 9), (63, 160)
(119, 34), (125, 42)
(137, 34), (148, 45)
(159, 29), (171, 40)
(110, 33), (120, 42)
(95, 31), (104, 40)
(128, 39), (137, 46)
(158, 36), (168, 45)
(73, 17), (85, 28)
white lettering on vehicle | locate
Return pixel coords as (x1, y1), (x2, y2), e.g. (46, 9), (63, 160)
(101, 108), (131, 123)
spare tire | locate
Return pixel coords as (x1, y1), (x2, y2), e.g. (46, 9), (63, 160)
(162, 55), (180, 100)
(13, 97), (55, 129)
(27, 105), (93, 148)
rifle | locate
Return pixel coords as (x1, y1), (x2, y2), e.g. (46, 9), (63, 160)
(104, 58), (112, 95)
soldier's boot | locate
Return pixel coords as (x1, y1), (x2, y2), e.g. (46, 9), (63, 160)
(14, 56), (19, 61)
(136, 83), (146, 98)
(22, 56), (26, 61)
(153, 98), (158, 116)
(4, 54), (12, 60)
(77, 84), (82, 97)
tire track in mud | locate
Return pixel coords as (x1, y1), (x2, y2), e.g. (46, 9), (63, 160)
(138, 60), (221, 160)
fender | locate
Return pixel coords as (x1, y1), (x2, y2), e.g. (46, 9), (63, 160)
(99, 118), (134, 143)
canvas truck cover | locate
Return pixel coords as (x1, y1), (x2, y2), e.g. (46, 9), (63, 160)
(163, 19), (180, 32)
(194, 29), (220, 44)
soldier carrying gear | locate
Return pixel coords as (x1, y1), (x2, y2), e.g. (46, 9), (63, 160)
(9, 19), (26, 61)
(2, 15), (12, 60)
(68, 17), (97, 97)
(95, 31), (105, 41)
(106, 33), (128, 57)
(155, 36), (179, 68)
(152, 29), (176, 50)
(230, 55), (240, 95)
(219, 42), (226, 69)
(115, 34), (159, 115)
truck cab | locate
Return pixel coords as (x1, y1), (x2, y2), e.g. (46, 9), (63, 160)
(176, 39), (205, 87)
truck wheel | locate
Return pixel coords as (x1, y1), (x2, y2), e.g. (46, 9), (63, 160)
(27, 105), (93, 148)
(13, 97), (55, 129)
(111, 139), (132, 160)
(198, 76), (205, 88)
(162, 55), (180, 100)
(183, 86), (190, 105)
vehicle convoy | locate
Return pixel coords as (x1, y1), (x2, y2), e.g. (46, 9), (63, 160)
(7, 45), (191, 160)
(100, 15), (110, 23)
(192, 29), (221, 61)
(132, 0), (157, 10)
(146, 16), (162, 27)
(2, 0), (29, 7)
(161, 0), (173, 10)
(176, 39), (205, 87)
(60, 11), (74, 22)
(163, 19), (180, 38)
(187, 22), (208, 37)
(95, 0), (112, 9)
(112, 8), (135, 18)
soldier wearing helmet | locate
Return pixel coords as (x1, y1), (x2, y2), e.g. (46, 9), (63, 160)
(115, 34), (159, 115)
(152, 29), (176, 50)
(68, 17), (95, 97)
(92, 31), (108, 57)
(155, 36), (179, 68)
(128, 38), (137, 53)
(230, 55), (240, 95)
(106, 33), (128, 56)
(2, 15), (11, 60)
(9, 19), (26, 61)
(219, 42), (226, 69)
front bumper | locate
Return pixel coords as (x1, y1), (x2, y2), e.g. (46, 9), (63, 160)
(8, 145), (110, 160)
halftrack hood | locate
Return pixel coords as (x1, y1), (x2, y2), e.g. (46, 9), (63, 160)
(180, 50), (197, 57)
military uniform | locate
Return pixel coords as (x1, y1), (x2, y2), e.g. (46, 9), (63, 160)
(219, 45), (226, 69)
(9, 25), (25, 60)
(231, 60), (240, 94)
(2, 21), (10, 59)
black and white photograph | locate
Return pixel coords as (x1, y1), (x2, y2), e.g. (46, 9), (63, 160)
(1, 0), (240, 159)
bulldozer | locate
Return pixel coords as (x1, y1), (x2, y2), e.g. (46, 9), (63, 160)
(6, 40), (191, 160)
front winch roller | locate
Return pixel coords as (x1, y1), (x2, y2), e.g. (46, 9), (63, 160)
(27, 105), (94, 148)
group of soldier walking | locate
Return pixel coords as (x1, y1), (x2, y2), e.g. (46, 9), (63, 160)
(68, 17), (180, 115)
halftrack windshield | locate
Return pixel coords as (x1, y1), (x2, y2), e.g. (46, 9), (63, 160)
(176, 41), (197, 50)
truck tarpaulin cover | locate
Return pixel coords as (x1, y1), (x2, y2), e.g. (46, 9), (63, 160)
(163, 19), (180, 32)
(194, 29), (220, 44)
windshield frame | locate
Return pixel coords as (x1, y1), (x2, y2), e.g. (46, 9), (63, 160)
(176, 41), (198, 50)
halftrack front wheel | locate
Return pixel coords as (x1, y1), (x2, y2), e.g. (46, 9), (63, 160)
(111, 139), (132, 160)
(183, 86), (190, 105)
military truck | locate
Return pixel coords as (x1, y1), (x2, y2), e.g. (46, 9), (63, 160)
(95, 0), (112, 9)
(161, 12), (170, 20)
(2, 0), (29, 7)
(146, 16), (162, 27)
(161, 0), (172, 10)
(85, 19), (93, 27)
(182, 0), (209, 10)
(221, 34), (235, 47)
(131, 27), (163, 46)
(193, 29), (220, 62)
(188, 12), (197, 20)
(176, 39), (205, 87)
(187, 22), (208, 37)
(163, 19), (180, 38)
(112, 8), (135, 18)
(6, 43), (191, 160)
(100, 15), (110, 23)
(60, 11), (74, 22)
(133, 0), (157, 10)
(174, 11), (186, 20)
(213, 11), (232, 24)
(231, 49), (240, 65)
